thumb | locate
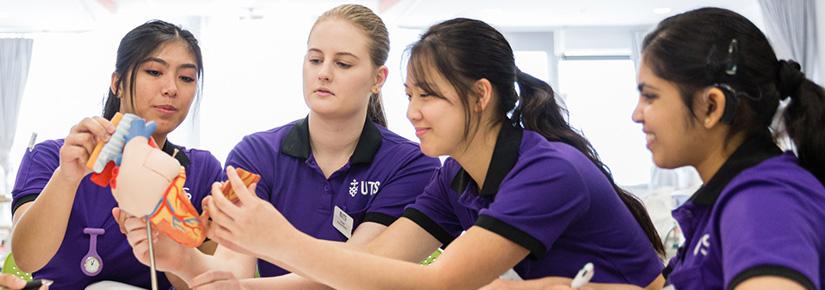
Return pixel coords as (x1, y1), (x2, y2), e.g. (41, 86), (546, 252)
(0, 274), (26, 289)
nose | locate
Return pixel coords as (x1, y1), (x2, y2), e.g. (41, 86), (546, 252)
(318, 62), (333, 82)
(162, 75), (178, 98)
(631, 98), (644, 124)
(406, 97), (422, 123)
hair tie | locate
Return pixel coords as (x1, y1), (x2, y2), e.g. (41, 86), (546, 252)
(777, 60), (804, 100)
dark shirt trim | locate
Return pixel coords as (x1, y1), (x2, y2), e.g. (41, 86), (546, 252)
(11, 194), (38, 216)
(476, 214), (546, 259)
(690, 136), (782, 205)
(402, 208), (455, 246)
(451, 122), (523, 197)
(728, 265), (815, 290)
(280, 117), (382, 164)
(161, 139), (190, 168)
(363, 212), (397, 227)
(662, 263), (674, 279)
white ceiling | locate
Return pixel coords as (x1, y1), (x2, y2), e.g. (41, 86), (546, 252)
(0, 0), (762, 33)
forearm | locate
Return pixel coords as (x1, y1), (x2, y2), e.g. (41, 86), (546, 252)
(174, 246), (256, 285)
(11, 167), (81, 272)
(263, 233), (450, 290)
(239, 274), (334, 290)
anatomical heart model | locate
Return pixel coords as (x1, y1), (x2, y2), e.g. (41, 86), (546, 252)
(85, 113), (257, 247)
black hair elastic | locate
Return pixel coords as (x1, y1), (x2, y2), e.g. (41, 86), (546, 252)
(777, 60), (805, 99)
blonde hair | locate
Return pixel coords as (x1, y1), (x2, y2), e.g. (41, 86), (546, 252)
(313, 4), (389, 126)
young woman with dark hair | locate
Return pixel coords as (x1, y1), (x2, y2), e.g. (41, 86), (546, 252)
(10, 20), (222, 290)
(191, 18), (665, 290)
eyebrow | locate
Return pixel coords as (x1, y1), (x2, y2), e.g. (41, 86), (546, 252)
(144, 57), (198, 70)
(307, 48), (360, 60)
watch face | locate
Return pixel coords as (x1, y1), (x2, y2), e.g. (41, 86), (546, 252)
(84, 256), (101, 274)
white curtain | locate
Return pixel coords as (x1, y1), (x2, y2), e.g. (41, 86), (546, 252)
(759, 0), (821, 84)
(629, 29), (649, 75)
(0, 38), (34, 195)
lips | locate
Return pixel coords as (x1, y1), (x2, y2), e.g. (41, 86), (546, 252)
(415, 127), (430, 137)
(153, 105), (178, 114)
(315, 88), (335, 96)
(644, 132), (655, 149)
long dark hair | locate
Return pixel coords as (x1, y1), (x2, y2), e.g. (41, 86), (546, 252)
(313, 4), (389, 126)
(643, 7), (825, 184)
(408, 18), (665, 257)
(103, 20), (203, 120)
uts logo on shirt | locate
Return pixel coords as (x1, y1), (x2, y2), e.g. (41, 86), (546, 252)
(348, 179), (380, 197)
(693, 234), (711, 256)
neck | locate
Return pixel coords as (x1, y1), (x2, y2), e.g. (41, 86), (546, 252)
(452, 122), (501, 191)
(308, 112), (365, 160)
(152, 134), (167, 150)
(694, 133), (746, 183)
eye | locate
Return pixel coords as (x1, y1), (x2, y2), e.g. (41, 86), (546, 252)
(145, 70), (161, 77)
(308, 58), (321, 65)
(180, 76), (195, 83)
(641, 93), (657, 102)
(336, 61), (352, 69)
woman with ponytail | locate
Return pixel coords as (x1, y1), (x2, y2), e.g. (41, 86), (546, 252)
(188, 18), (664, 290)
(628, 7), (825, 290)
(119, 4), (439, 287)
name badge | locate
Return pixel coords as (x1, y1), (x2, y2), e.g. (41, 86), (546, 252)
(333, 206), (354, 239)
(499, 268), (522, 280)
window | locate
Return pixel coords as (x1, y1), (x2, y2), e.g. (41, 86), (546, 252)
(558, 58), (652, 186)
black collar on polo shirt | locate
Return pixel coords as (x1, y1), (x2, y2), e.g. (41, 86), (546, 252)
(281, 117), (383, 165)
(160, 139), (190, 168)
(690, 135), (782, 206)
(451, 122), (523, 197)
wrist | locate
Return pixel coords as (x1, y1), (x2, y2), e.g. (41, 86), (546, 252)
(270, 229), (309, 265)
(53, 166), (85, 184)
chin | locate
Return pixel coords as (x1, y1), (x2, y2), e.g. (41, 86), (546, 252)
(652, 154), (680, 169)
(419, 144), (442, 158)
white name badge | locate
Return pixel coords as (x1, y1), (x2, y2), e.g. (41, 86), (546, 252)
(333, 206), (354, 239)
(499, 268), (523, 281)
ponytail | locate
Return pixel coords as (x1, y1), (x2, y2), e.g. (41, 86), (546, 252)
(779, 60), (825, 185)
(367, 92), (387, 127)
(514, 70), (666, 257)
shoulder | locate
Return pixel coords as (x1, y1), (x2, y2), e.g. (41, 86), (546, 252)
(241, 122), (297, 146)
(375, 125), (425, 153)
(516, 131), (593, 178)
(181, 147), (222, 169)
(373, 125), (440, 166)
(231, 121), (299, 154)
(724, 152), (825, 200)
(30, 139), (64, 155)
(716, 152), (825, 225)
(21, 139), (64, 165)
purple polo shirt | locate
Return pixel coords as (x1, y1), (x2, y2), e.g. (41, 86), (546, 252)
(403, 124), (663, 285)
(225, 118), (439, 277)
(664, 137), (825, 290)
(11, 139), (223, 290)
